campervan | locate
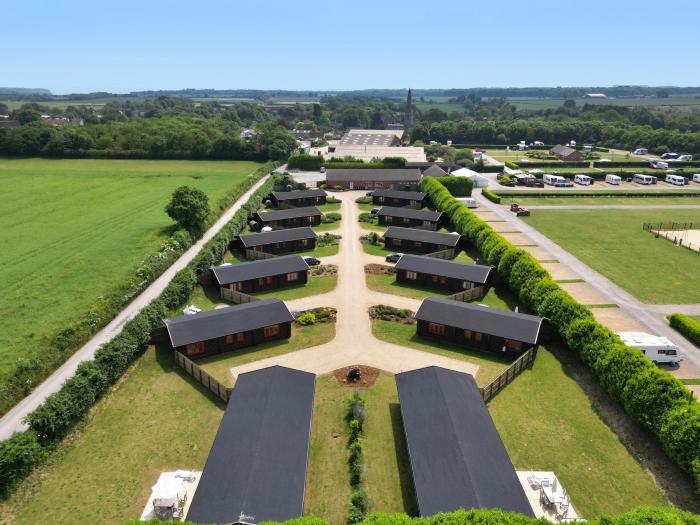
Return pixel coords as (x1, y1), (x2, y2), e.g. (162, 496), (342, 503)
(632, 148), (648, 155)
(543, 174), (566, 186)
(574, 174), (593, 185)
(666, 174), (687, 186)
(605, 174), (621, 185)
(633, 174), (656, 185)
(457, 197), (479, 208)
(617, 332), (681, 365)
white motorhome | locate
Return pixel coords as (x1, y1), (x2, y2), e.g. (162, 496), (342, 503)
(633, 148), (648, 155)
(665, 174), (687, 186)
(617, 332), (681, 365)
(633, 173), (657, 185)
(605, 174), (621, 185)
(574, 174), (593, 185)
(543, 174), (566, 186)
(456, 197), (479, 208)
(693, 173), (700, 183)
(650, 161), (669, 169)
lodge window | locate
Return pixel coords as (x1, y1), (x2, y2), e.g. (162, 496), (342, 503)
(414, 241), (422, 248)
(378, 197), (384, 203)
(185, 342), (205, 357)
(230, 282), (243, 291)
(307, 216), (314, 223)
(505, 340), (522, 351)
(300, 238), (309, 246)
(287, 272), (298, 281)
(462, 281), (468, 289)
(428, 322), (445, 336)
(422, 221), (430, 226)
(405, 271), (417, 280)
(264, 324), (281, 337)
(392, 238), (401, 246)
(375, 182), (383, 188)
(386, 216), (392, 223)
(403, 217), (410, 224)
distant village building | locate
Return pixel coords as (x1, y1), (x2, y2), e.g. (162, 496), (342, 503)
(549, 145), (585, 162)
(327, 128), (426, 162)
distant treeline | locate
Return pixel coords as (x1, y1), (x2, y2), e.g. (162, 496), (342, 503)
(0, 116), (297, 161)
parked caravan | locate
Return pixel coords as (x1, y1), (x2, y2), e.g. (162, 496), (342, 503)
(665, 174), (687, 186)
(574, 174), (593, 185)
(605, 174), (621, 185)
(617, 332), (681, 365)
(543, 174), (566, 186)
(632, 148), (648, 155)
(456, 197), (479, 208)
(633, 174), (657, 185)
(649, 161), (669, 169)
(693, 173), (700, 183)
(676, 154), (693, 161)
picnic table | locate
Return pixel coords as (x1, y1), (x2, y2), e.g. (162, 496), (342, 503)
(542, 485), (566, 505)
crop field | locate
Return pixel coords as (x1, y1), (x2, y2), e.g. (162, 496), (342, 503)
(497, 195), (700, 206)
(523, 208), (700, 303)
(505, 96), (700, 110)
(0, 158), (261, 383)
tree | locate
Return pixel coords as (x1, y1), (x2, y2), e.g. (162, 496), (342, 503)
(563, 99), (577, 110)
(165, 186), (210, 230)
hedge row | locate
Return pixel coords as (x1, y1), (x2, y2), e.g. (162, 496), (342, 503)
(0, 171), (278, 499)
(346, 393), (368, 524)
(669, 314), (700, 347)
(419, 175), (700, 493)
(438, 176), (473, 197)
(125, 505), (700, 525)
(594, 160), (700, 168)
(287, 154), (407, 171)
(482, 188), (501, 203)
(519, 160), (591, 168)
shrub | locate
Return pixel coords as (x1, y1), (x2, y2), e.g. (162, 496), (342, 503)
(669, 313), (700, 346)
(296, 313), (316, 326)
(482, 188), (501, 203)
(287, 154), (323, 171)
(0, 430), (49, 497)
(322, 212), (341, 224)
(505, 161), (519, 169)
(438, 177), (473, 197)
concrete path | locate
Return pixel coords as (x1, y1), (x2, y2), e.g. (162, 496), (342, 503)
(476, 191), (700, 376)
(0, 175), (271, 440)
(229, 191), (479, 381)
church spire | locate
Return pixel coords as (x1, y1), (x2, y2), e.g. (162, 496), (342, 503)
(405, 88), (414, 128)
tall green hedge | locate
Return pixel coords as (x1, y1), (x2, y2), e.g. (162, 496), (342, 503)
(0, 171), (278, 499)
(124, 506), (700, 525)
(669, 314), (700, 346)
(482, 188), (501, 203)
(438, 177), (473, 197)
(418, 176), (700, 493)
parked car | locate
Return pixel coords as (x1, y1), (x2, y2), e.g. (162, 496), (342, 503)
(385, 253), (404, 263)
(320, 166), (326, 173)
(509, 203), (530, 216)
(303, 256), (321, 266)
(370, 207), (380, 214)
(660, 153), (678, 160)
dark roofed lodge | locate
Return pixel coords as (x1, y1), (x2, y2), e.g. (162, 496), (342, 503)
(383, 227), (461, 254)
(236, 227), (317, 255)
(325, 168), (422, 190)
(377, 206), (443, 230)
(395, 254), (492, 293)
(371, 189), (427, 208)
(269, 189), (327, 209)
(211, 256), (309, 294)
(253, 206), (322, 228)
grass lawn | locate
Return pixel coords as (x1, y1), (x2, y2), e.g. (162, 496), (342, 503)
(305, 373), (416, 524)
(2, 322), (335, 525)
(359, 220), (386, 232)
(499, 195), (700, 206)
(197, 323), (336, 386)
(362, 242), (395, 257)
(0, 157), (261, 383)
(318, 201), (341, 212)
(299, 243), (340, 258)
(313, 220), (341, 232)
(489, 347), (667, 517)
(357, 201), (375, 212)
(523, 209), (700, 303)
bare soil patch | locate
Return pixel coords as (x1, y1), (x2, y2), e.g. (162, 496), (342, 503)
(333, 365), (380, 387)
(364, 263), (394, 275)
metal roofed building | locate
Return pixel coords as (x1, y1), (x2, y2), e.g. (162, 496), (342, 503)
(377, 206), (443, 230)
(186, 366), (316, 524)
(395, 254), (492, 292)
(339, 128), (404, 146)
(396, 366), (534, 517)
(414, 297), (544, 353)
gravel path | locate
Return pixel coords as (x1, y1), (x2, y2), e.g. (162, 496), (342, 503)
(0, 175), (271, 440)
(228, 191), (480, 382)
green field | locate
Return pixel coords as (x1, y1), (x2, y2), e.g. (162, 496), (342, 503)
(0, 158), (261, 384)
(305, 373), (416, 524)
(523, 209), (700, 303)
(499, 195), (700, 206)
(2, 321), (333, 525)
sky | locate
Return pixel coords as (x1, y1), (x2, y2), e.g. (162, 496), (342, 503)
(3, 0), (699, 94)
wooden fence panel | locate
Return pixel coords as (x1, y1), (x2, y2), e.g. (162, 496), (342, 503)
(479, 347), (536, 402)
(245, 249), (278, 261)
(425, 248), (455, 260)
(446, 286), (485, 302)
(173, 351), (232, 403)
(220, 288), (261, 304)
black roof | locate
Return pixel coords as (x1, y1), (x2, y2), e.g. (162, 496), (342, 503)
(415, 298), (543, 344)
(372, 189), (427, 201)
(325, 168), (422, 182)
(384, 226), (460, 247)
(396, 255), (492, 284)
(378, 206), (442, 222)
(423, 164), (448, 177)
(164, 299), (294, 347)
(187, 366), (316, 524)
(255, 206), (322, 222)
(396, 366), (533, 517)
(238, 227), (317, 248)
(271, 189), (326, 201)
(211, 256), (309, 286)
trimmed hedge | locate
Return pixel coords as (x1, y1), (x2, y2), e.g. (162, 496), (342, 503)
(482, 188), (501, 203)
(505, 161), (519, 170)
(594, 160), (700, 168)
(287, 154), (324, 171)
(419, 176), (700, 493)
(438, 176), (473, 197)
(123, 506), (700, 525)
(669, 314), (700, 346)
(0, 170), (279, 499)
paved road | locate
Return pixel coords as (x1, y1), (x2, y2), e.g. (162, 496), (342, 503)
(476, 192), (700, 374)
(524, 204), (700, 210)
(0, 175), (271, 440)
(228, 191), (481, 382)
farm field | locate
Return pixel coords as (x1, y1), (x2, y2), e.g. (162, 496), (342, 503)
(1, 321), (334, 525)
(497, 195), (700, 206)
(0, 158), (261, 385)
(505, 95), (700, 110)
(305, 373), (416, 524)
(522, 209), (700, 303)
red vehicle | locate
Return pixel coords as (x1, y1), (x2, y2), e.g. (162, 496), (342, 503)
(509, 202), (530, 216)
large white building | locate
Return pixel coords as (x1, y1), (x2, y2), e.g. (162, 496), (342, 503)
(328, 129), (426, 162)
